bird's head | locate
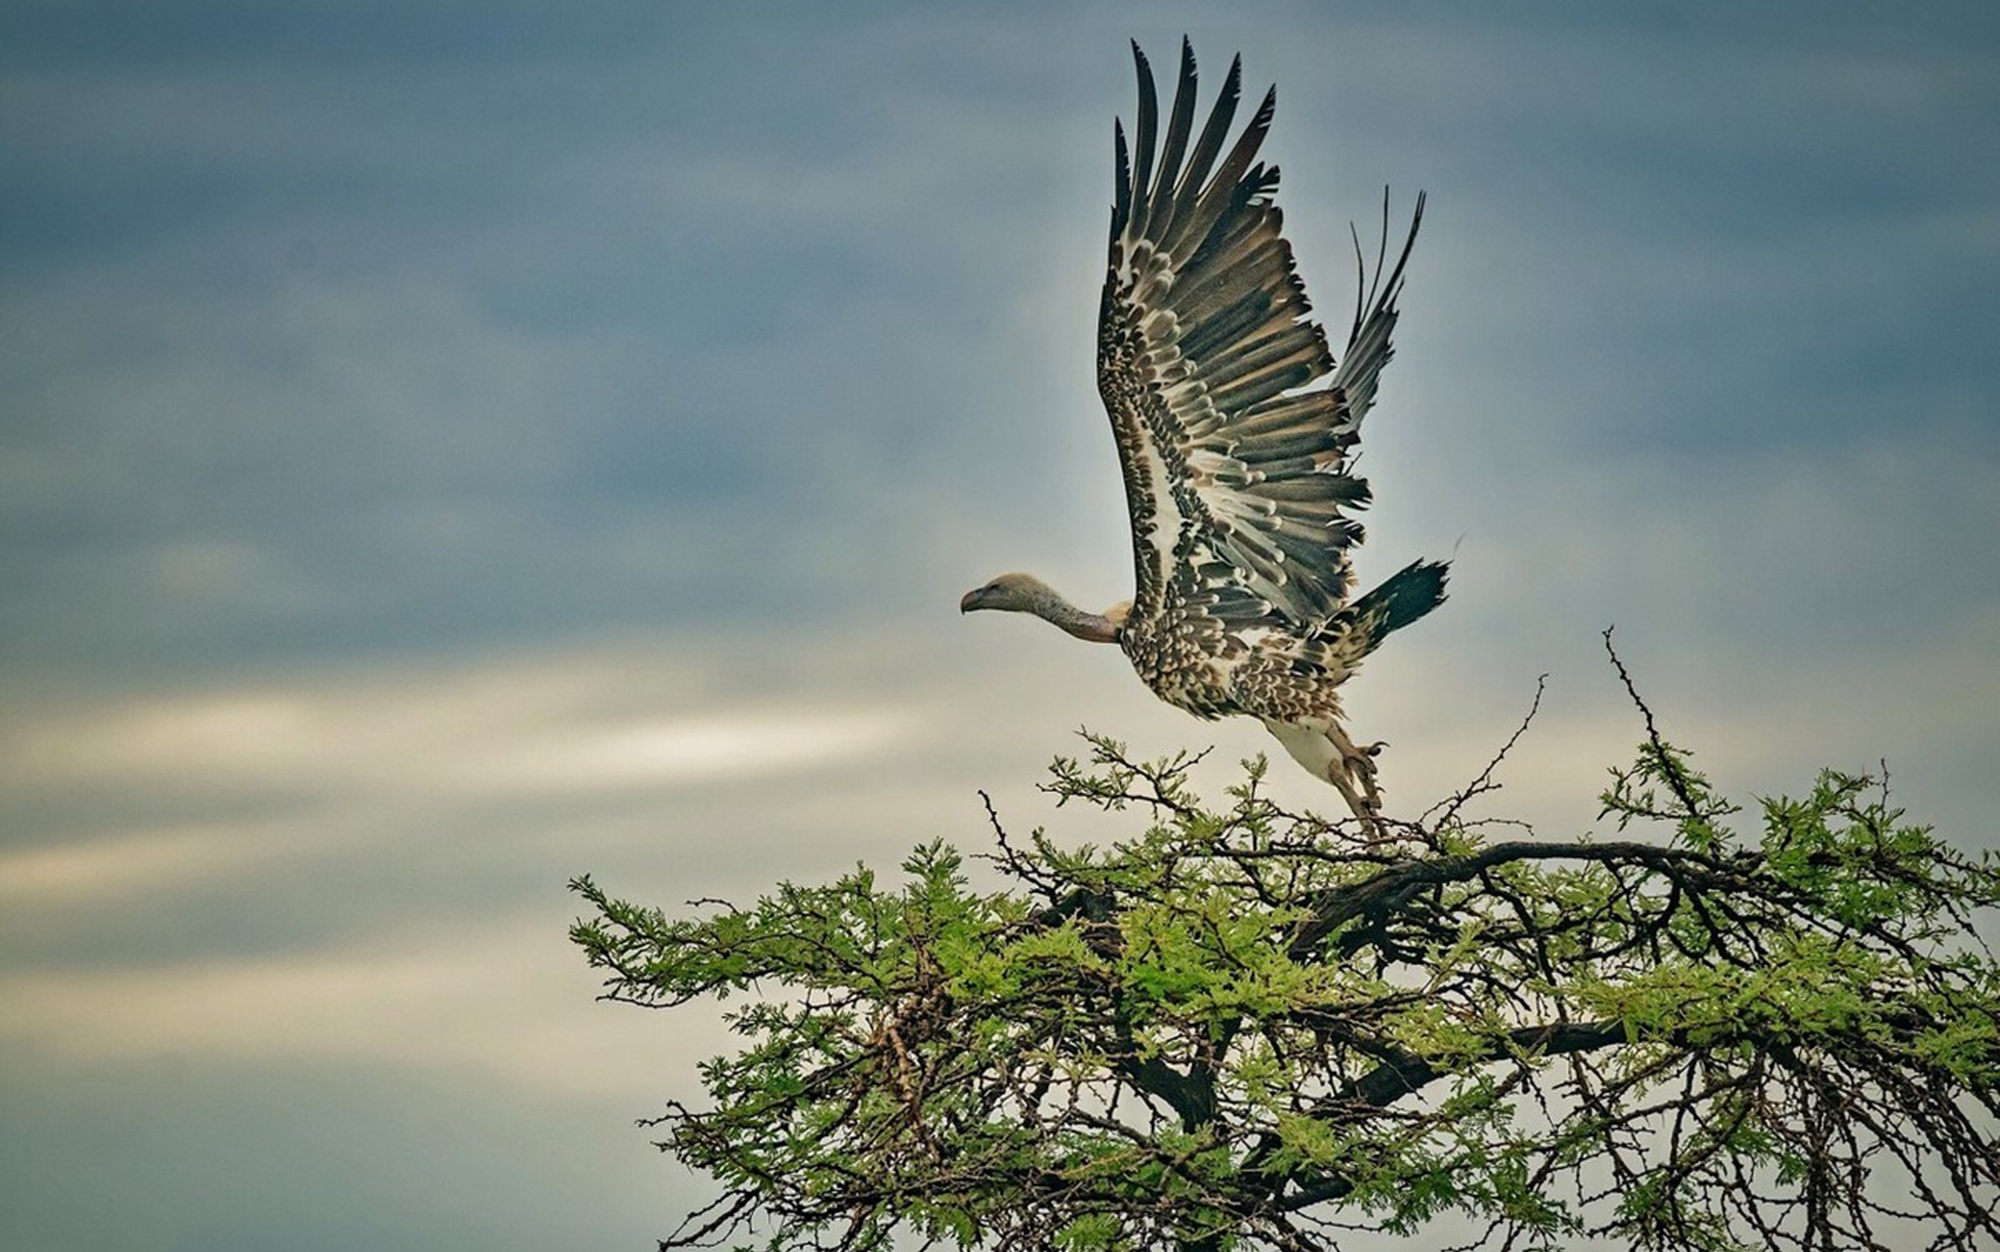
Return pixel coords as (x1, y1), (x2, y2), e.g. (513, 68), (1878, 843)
(961, 574), (1123, 643)
(959, 572), (1050, 615)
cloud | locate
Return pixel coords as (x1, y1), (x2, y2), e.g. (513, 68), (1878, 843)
(0, 638), (929, 917)
(0, 913), (709, 1099)
(1, 668), (916, 802)
(0, 820), (287, 903)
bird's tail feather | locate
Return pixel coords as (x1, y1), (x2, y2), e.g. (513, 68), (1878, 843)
(1348, 558), (1449, 651)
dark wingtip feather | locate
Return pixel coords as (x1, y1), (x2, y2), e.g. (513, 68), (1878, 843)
(1177, 78), (1277, 261)
(1162, 51), (1244, 255)
(1143, 37), (1202, 239)
(1129, 41), (1160, 232)
(1387, 190), (1427, 305)
(1112, 119), (1132, 238)
(1259, 163), (1282, 203)
(1129, 37), (1155, 97)
(1354, 189), (1426, 344)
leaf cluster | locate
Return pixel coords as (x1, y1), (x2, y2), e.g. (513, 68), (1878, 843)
(573, 728), (2000, 1252)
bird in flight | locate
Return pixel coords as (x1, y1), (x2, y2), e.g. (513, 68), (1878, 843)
(961, 39), (1446, 819)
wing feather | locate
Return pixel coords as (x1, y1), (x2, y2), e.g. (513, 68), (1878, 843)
(1110, 121), (1132, 241)
(1128, 42), (1159, 235)
(1141, 40), (1200, 240)
(1179, 86), (1276, 267)
(1096, 42), (1423, 625)
(1333, 190), (1426, 428)
(1160, 53), (1239, 247)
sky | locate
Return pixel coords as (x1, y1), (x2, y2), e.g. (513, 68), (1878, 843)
(2, 2), (1996, 1249)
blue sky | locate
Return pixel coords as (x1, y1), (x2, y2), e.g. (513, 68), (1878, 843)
(3, 3), (1996, 1249)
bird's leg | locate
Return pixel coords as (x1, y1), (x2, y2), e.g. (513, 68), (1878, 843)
(1324, 722), (1384, 823)
(1324, 768), (1374, 827)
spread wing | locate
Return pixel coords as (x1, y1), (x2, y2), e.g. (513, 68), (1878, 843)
(1096, 39), (1422, 628)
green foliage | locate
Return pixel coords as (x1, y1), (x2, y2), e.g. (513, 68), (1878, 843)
(573, 727), (2000, 1252)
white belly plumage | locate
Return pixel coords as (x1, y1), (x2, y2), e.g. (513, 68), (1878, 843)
(1261, 717), (1343, 782)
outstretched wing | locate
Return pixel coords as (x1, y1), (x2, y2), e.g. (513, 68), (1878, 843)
(1096, 39), (1422, 628)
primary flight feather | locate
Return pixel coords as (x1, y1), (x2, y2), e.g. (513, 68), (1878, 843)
(961, 40), (1447, 816)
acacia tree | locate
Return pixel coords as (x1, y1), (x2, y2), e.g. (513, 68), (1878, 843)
(572, 661), (2000, 1252)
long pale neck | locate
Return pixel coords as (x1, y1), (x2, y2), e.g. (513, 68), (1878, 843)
(1025, 584), (1119, 643)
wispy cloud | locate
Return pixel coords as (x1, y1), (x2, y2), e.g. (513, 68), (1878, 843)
(0, 914), (706, 1098)
(3, 662), (918, 801)
(0, 819), (285, 902)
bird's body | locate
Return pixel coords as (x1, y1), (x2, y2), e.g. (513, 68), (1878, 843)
(963, 40), (1447, 817)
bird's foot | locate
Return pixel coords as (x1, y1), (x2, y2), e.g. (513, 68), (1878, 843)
(1349, 751), (1383, 814)
(1327, 748), (1384, 827)
(1311, 723), (1386, 826)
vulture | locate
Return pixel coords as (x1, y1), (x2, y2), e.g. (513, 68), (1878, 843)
(961, 40), (1446, 818)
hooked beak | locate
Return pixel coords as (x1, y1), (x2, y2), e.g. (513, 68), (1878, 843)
(959, 589), (981, 613)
